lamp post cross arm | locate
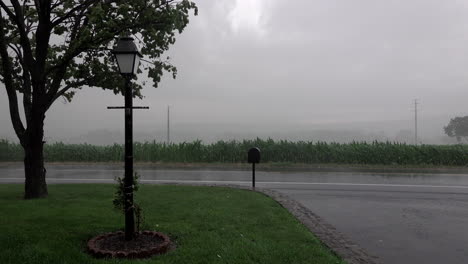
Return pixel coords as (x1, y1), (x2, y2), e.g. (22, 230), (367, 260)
(107, 106), (149, 109)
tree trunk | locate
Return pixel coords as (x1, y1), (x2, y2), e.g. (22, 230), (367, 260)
(23, 116), (48, 199)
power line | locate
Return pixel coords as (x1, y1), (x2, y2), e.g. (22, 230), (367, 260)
(167, 105), (170, 144)
(414, 99), (418, 145)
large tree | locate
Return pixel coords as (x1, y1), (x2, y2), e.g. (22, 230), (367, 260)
(444, 116), (468, 143)
(0, 0), (197, 199)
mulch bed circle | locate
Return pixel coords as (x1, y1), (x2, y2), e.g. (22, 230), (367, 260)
(87, 231), (171, 259)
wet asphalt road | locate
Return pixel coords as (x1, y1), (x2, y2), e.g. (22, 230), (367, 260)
(2, 164), (468, 264)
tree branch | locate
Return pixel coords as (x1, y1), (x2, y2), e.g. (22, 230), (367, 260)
(0, 2), (17, 21)
(0, 11), (26, 143)
(9, 0), (38, 80)
(46, 78), (91, 109)
(34, 0), (52, 76)
(51, 0), (65, 10)
(46, 26), (128, 104)
(51, 0), (95, 27)
(7, 43), (22, 61)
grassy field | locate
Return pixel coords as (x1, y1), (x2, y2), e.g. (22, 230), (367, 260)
(0, 184), (343, 264)
(2, 139), (468, 166)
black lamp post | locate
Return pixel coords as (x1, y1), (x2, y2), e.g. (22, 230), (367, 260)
(111, 36), (142, 240)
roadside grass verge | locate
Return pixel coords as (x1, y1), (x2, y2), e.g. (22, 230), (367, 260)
(0, 184), (343, 264)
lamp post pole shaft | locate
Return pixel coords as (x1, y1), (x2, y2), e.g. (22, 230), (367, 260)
(124, 76), (135, 240)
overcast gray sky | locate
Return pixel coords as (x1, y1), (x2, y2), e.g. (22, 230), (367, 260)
(2, 0), (468, 143)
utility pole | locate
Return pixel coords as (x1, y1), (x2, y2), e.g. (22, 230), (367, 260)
(414, 99), (418, 145)
(167, 105), (170, 144)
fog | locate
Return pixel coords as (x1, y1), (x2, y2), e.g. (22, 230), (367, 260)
(2, 0), (468, 144)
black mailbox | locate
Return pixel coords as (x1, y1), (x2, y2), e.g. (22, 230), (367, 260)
(248, 147), (261, 163)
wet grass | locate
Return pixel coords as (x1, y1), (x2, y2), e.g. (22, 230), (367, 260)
(0, 184), (344, 264)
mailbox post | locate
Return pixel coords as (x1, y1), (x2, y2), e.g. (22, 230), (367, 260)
(248, 147), (261, 190)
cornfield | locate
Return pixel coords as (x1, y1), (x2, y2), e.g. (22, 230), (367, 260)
(1, 138), (468, 166)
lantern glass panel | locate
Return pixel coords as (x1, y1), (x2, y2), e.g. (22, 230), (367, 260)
(115, 53), (136, 74)
(133, 55), (140, 74)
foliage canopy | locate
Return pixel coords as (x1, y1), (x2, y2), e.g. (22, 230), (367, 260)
(0, 0), (197, 141)
(1, 0), (198, 99)
(0, 0), (197, 199)
(444, 116), (468, 143)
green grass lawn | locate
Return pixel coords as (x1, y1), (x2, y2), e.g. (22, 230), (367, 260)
(0, 184), (344, 264)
